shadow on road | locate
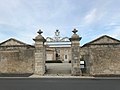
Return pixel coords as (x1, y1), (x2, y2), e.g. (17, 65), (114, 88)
(0, 73), (33, 77)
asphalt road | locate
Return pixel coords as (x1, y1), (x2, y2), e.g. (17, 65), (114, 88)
(0, 78), (120, 90)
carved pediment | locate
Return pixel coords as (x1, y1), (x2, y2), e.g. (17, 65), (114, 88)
(92, 35), (120, 44)
(83, 35), (120, 47)
(0, 38), (27, 46)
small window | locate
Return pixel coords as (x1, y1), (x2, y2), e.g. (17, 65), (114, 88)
(65, 55), (67, 59)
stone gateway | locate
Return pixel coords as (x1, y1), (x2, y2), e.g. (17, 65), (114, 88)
(0, 29), (120, 76)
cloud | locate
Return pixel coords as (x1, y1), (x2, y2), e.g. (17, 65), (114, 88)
(0, 0), (120, 45)
(83, 8), (106, 26)
(84, 8), (97, 24)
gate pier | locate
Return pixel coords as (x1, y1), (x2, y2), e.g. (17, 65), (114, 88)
(33, 30), (46, 75)
(69, 29), (82, 76)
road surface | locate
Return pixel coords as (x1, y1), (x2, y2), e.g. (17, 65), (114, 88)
(0, 78), (120, 90)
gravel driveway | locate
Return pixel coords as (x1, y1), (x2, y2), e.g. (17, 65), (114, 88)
(45, 63), (71, 75)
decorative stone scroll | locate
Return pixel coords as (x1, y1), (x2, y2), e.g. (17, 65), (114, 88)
(46, 30), (70, 42)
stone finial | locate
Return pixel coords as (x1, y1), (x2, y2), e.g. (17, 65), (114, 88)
(33, 29), (46, 42)
(72, 28), (78, 34)
(37, 29), (43, 35)
(69, 28), (82, 41)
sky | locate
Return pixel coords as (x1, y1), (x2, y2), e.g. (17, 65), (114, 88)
(0, 0), (120, 45)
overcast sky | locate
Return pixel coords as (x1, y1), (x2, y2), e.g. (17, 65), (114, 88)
(0, 0), (120, 45)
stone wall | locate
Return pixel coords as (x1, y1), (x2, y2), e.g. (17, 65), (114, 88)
(58, 47), (71, 62)
(80, 47), (90, 75)
(0, 49), (34, 74)
(88, 45), (120, 76)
